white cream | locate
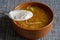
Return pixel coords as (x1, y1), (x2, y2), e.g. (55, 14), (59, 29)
(9, 10), (33, 21)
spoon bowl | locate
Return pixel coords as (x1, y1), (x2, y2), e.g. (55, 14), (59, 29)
(9, 10), (33, 21)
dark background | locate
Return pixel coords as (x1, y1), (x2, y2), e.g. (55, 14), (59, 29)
(0, 0), (60, 40)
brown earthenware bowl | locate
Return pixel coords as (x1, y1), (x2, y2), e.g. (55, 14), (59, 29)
(12, 2), (54, 40)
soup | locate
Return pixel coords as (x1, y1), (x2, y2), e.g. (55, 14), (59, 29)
(14, 5), (51, 30)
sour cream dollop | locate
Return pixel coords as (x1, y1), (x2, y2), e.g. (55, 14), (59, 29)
(9, 10), (33, 21)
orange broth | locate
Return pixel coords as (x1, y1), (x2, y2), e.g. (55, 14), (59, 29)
(14, 5), (51, 30)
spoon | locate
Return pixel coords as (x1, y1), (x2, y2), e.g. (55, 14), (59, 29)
(0, 10), (33, 21)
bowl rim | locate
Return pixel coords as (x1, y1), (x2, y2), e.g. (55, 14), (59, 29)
(13, 2), (54, 31)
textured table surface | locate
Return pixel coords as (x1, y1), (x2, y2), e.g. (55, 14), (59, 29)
(0, 0), (60, 40)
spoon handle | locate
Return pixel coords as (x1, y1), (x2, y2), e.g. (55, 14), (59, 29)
(0, 11), (9, 16)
